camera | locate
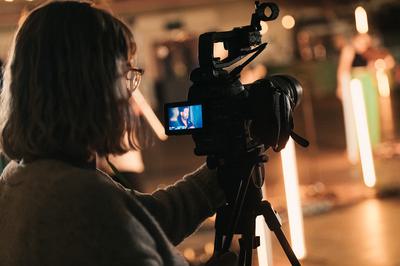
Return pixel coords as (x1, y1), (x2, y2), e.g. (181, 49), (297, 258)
(164, 1), (308, 163)
(164, 3), (309, 263)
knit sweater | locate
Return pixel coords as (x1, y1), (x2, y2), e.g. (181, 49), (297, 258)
(0, 159), (226, 266)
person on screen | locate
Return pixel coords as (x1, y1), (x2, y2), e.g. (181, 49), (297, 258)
(176, 106), (195, 129)
(0, 2), (236, 266)
(168, 107), (180, 129)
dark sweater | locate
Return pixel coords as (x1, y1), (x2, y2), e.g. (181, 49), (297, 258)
(0, 160), (225, 266)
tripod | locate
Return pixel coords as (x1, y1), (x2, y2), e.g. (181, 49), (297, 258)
(212, 145), (301, 266)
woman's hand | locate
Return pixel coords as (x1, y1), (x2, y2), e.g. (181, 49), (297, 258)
(204, 252), (237, 266)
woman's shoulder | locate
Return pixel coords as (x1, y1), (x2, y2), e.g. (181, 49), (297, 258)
(1, 159), (146, 233)
(1, 159), (129, 203)
(0, 160), (169, 265)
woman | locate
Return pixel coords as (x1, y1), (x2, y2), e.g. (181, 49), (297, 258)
(0, 2), (234, 265)
(337, 34), (381, 163)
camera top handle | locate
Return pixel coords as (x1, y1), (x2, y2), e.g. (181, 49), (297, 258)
(197, 2), (279, 72)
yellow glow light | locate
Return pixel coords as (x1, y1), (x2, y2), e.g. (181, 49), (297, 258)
(156, 45), (169, 59)
(213, 42), (228, 60)
(376, 69), (391, 97)
(281, 139), (306, 259)
(355, 6), (368, 34)
(204, 242), (214, 255)
(260, 21), (269, 35)
(282, 15), (295, 30)
(374, 59), (386, 70)
(350, 79), (376, 187)
(362, 201), (389, 264)
(132, 90), (168, 141)
(341, 76), (359, 164)
(375, 59), (390, 97)
(380, 95), (395, 140)
(183, 248), (196, 261)
(5, 0), (14, 2)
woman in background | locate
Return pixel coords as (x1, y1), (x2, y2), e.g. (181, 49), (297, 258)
(337, 34), (380, 163)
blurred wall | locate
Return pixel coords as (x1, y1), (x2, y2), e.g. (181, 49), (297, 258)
(0, 29), (14, 59)
(131, 1), (294, 105)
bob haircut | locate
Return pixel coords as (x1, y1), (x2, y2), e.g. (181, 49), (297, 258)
(0, 1), (141, 163)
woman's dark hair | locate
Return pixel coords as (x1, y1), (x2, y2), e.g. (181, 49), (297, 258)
(0, 1), (141, 163)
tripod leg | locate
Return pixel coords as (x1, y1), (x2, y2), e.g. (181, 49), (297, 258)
(214, 230), (223, 255)
(238, 236), (253, 266)
(259, 201), (301, 266)
(244, 238), (253, 266)
(238, 238), (246, 266)
(222, 173), (253, 252)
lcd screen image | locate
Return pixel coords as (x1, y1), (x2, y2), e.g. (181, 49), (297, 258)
(167, 105), (203, 131)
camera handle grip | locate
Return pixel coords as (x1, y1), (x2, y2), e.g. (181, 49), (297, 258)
(290, 130), (310, 148)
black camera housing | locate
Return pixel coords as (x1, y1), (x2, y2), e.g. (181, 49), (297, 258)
(164, 1), (307, 161)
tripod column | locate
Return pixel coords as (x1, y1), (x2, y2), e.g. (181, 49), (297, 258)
(281, 138), (306, 259)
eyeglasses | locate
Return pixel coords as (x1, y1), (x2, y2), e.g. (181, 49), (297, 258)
(125, 67), (144, 95)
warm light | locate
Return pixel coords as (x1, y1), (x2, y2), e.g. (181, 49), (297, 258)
(5, 0), (14, 2)
(374, 59), (386, 70)
(256, 184), (273, 266)
(376, 69), (391, 97)
(380, 96), (395, 144)
(361, 201), (389, 264)
(313, 44), (326, 60)
(204, 242), (214, 255)
(213, 42), (228, 60)
(132, 90), (168, 141)
(375, 59), (390, 97)
(355, 6), (368, 33)
(183, 248), (196, 261)
(341, 75), (359, 164)
(282, 15), (295, 30)
(281, 139), (306, 259)
(260, 21), (269, 35)
(350, 79), (376, 187)
(156, 45), (169, 59)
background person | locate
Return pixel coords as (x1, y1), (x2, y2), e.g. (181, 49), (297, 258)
(337, 33), (380, 162)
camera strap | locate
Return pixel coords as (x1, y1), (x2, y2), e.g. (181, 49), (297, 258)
(105, 157), (132, 189)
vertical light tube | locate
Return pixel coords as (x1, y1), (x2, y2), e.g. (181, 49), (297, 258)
(376, 69), (390, 97)
(355, 6), (369, 34)
(375, 59), (391, 97)
(281, 139), (306, 259)
(256, 184), (273, 266)
(350, 79), (376, 187)
(375, 59), (394, 139)
(341, 76), (359, 164)
(133, 90), (168, 141)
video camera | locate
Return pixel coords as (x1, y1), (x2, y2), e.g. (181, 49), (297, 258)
(164, 1), (308, 166)
(164, 3), (309, 264)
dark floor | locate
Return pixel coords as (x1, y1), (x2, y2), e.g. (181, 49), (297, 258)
(275, 198), (400, 266)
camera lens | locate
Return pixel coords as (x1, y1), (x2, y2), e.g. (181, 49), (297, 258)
(267, 74), (302, 109)
(247, 74), (303, 148)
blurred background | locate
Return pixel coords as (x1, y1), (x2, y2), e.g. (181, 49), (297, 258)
(1, 0), (400, 265)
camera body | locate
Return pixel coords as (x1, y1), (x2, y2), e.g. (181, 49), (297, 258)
(165, 68), (250, 156)
(164, 1), (307, 162)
